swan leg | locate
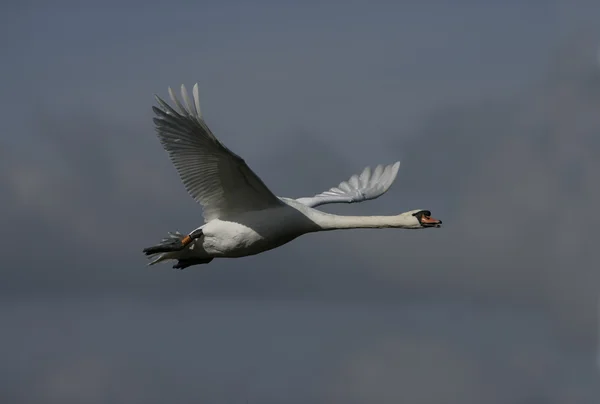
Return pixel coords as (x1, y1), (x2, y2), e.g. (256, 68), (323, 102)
(143, 239), (184, 255)
(143, 228), (204, 255)
(173, 257), (214, 270)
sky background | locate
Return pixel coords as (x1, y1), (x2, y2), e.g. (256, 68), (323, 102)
(2, 1), (600, 403)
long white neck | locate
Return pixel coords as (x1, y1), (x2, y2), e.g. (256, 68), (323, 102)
(305, 210), (419, 231)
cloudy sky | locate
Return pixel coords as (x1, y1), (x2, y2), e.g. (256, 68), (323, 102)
(2, 1), (600, 403)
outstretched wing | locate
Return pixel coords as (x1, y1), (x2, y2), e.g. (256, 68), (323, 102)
(295, 162), (401, 208)
(152, 83), (284, 222)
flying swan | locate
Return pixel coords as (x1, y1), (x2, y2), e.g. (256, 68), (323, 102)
(143, 84), (442, 269)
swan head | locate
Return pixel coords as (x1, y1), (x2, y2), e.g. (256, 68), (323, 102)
(401, 209), (442, 229)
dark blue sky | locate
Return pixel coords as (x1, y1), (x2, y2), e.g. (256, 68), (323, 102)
(2, 1), (600, 403)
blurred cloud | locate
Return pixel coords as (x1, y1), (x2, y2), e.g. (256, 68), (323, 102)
(2, 299), (599, 404)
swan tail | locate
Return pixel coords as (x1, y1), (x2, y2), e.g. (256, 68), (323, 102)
(144, 231), (213, 269)
(145, 231), (185, 266)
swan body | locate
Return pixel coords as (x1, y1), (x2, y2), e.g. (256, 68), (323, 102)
(143, 84), (442, 269)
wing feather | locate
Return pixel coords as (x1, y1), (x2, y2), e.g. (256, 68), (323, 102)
(152, 84), (283, 222)
(295, 162), (401, 208)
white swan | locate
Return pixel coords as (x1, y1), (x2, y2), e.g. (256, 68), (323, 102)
(143, 84), (442, 269)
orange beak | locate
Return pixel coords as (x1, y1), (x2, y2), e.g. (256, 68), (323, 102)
(420, 215), (442, 227)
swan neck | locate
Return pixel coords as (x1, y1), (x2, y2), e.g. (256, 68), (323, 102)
(310, 211), (412, 231)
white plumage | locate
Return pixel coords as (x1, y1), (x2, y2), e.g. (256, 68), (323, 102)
(144, 84), (442, 269)
(295, 162), (401, 208)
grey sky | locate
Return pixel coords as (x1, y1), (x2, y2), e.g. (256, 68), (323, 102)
(2, 2), (600, 403)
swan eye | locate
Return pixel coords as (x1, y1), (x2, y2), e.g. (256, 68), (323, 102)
(412, 210), (431, 217)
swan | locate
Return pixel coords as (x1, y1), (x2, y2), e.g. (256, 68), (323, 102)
(143, 84), (442, 269)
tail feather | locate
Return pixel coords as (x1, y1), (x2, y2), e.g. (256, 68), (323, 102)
(144, 230), (212, 270)
(145, 231), (186, 266)
(147, 253), (172, 266)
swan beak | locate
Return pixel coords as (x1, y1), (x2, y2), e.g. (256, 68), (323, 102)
(421, 215), (442, 228)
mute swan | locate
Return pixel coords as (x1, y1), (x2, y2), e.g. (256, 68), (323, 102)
(143, 84), (442, 269)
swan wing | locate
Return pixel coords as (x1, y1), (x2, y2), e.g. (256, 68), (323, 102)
(295, 162), (401, 208)
(152, 83), (284, 222)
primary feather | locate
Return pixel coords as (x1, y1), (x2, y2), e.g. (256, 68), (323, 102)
(295, 162), (401, 208)
(153, 84), (284, 222)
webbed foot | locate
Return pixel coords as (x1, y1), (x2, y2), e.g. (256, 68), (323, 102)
(143, 236), (188, 255)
